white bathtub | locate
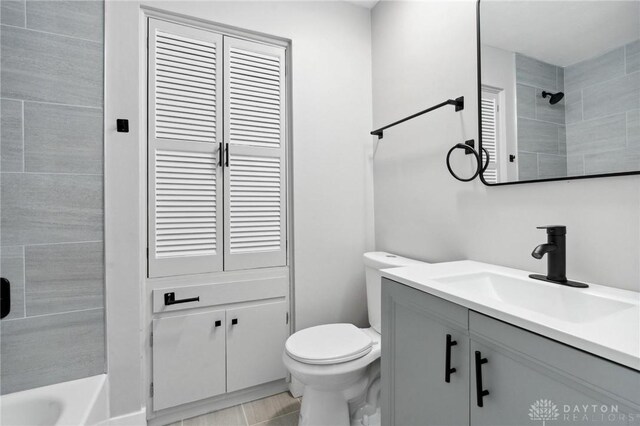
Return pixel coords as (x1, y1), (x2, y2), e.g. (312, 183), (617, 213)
(0, 375), (108, 426)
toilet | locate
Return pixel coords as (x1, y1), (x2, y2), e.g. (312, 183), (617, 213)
(282, 252), (425, 426)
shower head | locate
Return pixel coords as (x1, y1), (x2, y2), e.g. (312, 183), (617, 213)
(542, 91), (564, 105)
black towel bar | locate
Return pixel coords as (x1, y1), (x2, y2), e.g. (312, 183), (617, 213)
(370, 96), (464, 139)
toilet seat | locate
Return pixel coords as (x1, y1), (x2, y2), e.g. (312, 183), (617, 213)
(285, 323), (373, 365)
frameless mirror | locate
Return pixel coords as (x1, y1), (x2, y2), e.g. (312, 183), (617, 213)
(477, 0), (640, 185)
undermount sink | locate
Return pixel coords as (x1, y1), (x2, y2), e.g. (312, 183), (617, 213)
(435, 272), (635, 323)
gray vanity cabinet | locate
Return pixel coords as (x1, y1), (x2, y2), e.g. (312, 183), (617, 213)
(382, 278), (640, 426)
(381, 278), (470, 426)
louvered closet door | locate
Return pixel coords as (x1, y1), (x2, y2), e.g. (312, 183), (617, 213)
(481, 90), (500, 184)
(148, 19), (223, 278)
(223, 37), (286, 271)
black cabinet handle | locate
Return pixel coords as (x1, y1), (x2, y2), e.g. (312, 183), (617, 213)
(445, 334), (457, 383)
(225, 143), (229, 167)
(218, 142), (223, 167)
(214, 320), (222, 327)
(164, 292), (200, 306)
(231, 318), (238, 325)
(475, 351), (489, 407)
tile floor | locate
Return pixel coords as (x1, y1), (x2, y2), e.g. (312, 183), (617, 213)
(167, 392), (301, 426)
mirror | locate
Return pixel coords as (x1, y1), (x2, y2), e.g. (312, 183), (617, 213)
(477, 0), (640, 185)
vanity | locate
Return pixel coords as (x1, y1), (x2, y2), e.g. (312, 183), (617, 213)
(380, 262), (640, 426)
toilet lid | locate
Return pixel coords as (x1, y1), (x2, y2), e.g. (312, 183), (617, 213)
(285, 323), (373, 365)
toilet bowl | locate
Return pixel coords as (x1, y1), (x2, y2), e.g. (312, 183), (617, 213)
(282, 252), (425, 426)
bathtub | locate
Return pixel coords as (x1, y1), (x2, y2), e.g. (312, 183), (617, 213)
(0, 374), (108, 426)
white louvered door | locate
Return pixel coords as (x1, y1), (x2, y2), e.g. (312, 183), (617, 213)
(148, 19), (224, 277)
(223, 38), (286, 271)
(481, 89), (500, 184)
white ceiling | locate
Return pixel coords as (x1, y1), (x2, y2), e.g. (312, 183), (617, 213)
(344, 0), (380, 10)
(480, 0), (640, 67)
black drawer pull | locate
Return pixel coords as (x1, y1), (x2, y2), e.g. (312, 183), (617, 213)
(214, 320), (222, 327)
(231, 318), (238, 325)
(445, 334), (457, 383)
(475, 351), (489, 407)
(164, 292), (200, 306)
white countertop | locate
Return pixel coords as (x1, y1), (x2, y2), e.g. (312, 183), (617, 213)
(382, 261), (640, 371)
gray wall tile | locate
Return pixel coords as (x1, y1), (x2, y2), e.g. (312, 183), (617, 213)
(558, 126), (566, 155)
(1, 99), (23, 172)
(25, 242), (104, 316)
(557, 67), (564, 92)
(564, 47), (625, 93)
(517, 118), (560, 154)
(567, 155), (584, 176)
(0, 308), (105, 394)
(566, 113), (627, 156)
(1, 173), (103, 245)
(516, 84), (535, 119)
(628, 109), (639, 148)
(516, 54), (557, 90)
(535, 88), (565, 124)
(517, 151), (538, 180)
(0, 25), (103, 107)
(26, 0), (103, 43)
(0, 246), (25, 319)
(582, 72), (640, 121)
(564, 90), (582, 125)
(584, 147), (640, 175)
(626, 40), (640, 74)
(1, 0), (105, 395)
(1, 0), (25, 27)
(24, 102), (103, 174)
(538, 154), (567, 179)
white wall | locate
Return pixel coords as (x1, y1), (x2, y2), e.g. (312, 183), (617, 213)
(372, 1), (640, 292)
(105, 1), (373, 417)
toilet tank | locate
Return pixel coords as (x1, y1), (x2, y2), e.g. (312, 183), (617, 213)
(364, 252), (426, 333)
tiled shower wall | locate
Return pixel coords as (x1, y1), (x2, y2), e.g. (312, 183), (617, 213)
(515, 53), (567, 180)
(0, 0), (105, 394)
(565, 40), (640, 176)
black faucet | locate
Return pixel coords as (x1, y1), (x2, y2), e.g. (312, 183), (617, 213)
(529, 226), (588, 288)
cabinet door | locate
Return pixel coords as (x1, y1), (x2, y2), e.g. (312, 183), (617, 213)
(469, 338), (636, 426)
(469, 311), (640, 426)
(226, 300), (288, 392)
(152, 310), (226, 410)
(147, 18), (224, 278)
(382, 280), (470, 426)
(223, 36), (287, 271)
